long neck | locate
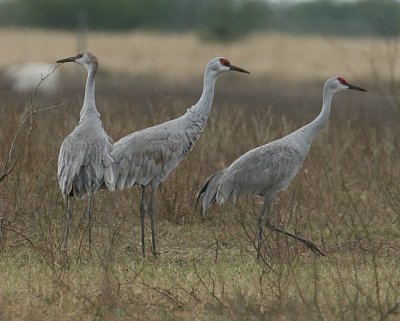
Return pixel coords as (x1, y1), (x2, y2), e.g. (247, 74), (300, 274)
(186, 69), (217, 128)
(79, 65), (100, 122)
(298, 86), (334, 147)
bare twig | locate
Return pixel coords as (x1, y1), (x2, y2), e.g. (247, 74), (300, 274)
(140, 282), (185, 309)
(233, 208), (273, 269)
(0, 217), (4, 241)
(192, 259), (225, 306)
(0, 64), (66, 184)
(2, 226), (34, 247)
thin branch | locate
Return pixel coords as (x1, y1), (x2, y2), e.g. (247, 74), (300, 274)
(0, 64), (66, 184)
(20, 101), (68, 127)
(192, 259), (225, 306)
(2, 226), (34, 247)
(0, 217), (4, 241)
(233, 208), (273, 269)
(140, 282), (185, 309)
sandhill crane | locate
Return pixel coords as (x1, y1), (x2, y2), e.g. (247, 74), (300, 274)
(196, 76), (367, 258)
(112, 57), (249, 257)
(57, 51), (114, 251)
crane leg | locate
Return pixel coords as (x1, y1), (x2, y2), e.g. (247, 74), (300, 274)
(257, 198), (270, 259)
(140, 186), (146, 257)
(62, 197), (73, 251)
(261, 195), (325, 256)
(148, 187), (157, 258)
(264, 217), (326, 256)
(87, 194), (94, 250)
(257, 215), (263, 259)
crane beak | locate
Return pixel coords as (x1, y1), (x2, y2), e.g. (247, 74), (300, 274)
(229, 65), (250, 74)
(56, 56), (77, 63)
(348, 83), (368, 92)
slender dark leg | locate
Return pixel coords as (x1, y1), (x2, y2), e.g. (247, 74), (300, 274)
(262, 194), (325, 256)
(62, 197), (73, 251)
(265, 218), (325, 256)
(140, 186), (146, 257)
(148, 187), (157, 258)
(257, 199), (269, 259)
(87, 194), (94, 250)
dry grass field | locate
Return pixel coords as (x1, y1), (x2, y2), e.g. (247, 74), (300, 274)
(1, 28), (400, 83)
(0, 29), (399, 321)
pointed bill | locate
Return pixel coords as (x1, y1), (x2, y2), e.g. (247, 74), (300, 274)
(348, 83), (367, 92)
(56, 56), (77, 63)
(229, 65), (250, 74)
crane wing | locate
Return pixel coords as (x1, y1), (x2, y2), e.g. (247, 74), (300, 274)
(216, 142), (303, 204)
(58, 130), (114, 199)
(112, 125), (188, 190)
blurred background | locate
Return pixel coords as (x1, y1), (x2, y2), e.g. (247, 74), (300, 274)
(1, 0), (400, 38)
(0, 0), (399, 122)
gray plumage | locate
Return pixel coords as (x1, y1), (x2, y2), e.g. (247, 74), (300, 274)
(196, 76), (367, 258)
(112, 106), (206, 190)
(58, 121), (114, 199)
(57, 51), (114, 251)
(198, 136), (304, 213)
(112, 57), (249, 257)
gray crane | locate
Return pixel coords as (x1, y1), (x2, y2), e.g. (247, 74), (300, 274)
(112, 57), (249, 257)
(57, 51), (114, 251)
(196, 76), (367, 258)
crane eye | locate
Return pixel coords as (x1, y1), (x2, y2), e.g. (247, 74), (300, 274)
(77, 54), (83, 59)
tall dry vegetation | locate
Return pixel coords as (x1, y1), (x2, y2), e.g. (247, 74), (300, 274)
(0, 30), (399, 321)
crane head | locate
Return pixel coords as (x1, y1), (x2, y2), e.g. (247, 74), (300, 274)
(208, 57), (250, 74)
(337, 77), (367, 92)
(325, 76), (367, 93)
(56, 51), (98, 69)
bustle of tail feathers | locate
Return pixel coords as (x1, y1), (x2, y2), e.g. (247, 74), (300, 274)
(110, 162), (123, 190)
(195, 169), (225, 217)
(103, 166), (115, 192)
